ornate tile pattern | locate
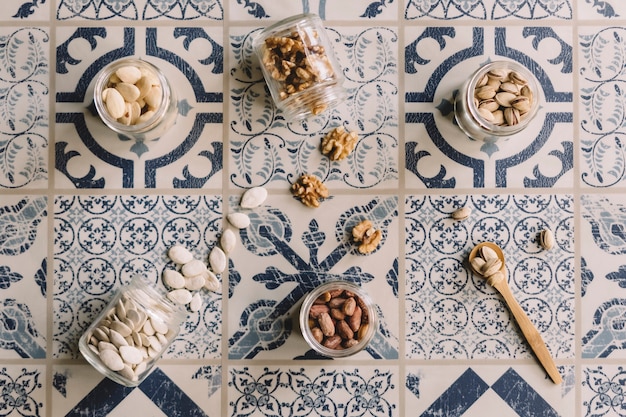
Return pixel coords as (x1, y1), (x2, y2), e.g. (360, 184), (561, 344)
(405, 194), (574, 359)
(53, 195), (222, 359)
(228, 25), (398, 190)
(0, 27), (49, 189)
(55, 26), (223, 189)
(405, 0), (575, 19)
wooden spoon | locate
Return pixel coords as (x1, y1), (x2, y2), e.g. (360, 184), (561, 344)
(469, 242), (562, 384)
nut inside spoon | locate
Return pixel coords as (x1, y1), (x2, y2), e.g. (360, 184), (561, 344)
(469, 242), (562, 384)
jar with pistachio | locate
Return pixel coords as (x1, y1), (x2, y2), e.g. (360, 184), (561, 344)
(454, 60), (540, 141)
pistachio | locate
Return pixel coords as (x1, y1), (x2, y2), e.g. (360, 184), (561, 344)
(539, 228), (555, 250)
(451, 206), (471, 221)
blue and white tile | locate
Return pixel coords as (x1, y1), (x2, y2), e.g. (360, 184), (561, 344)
(228, 193), (399, 359)
(405, 365), (574, 417)
(404, 0), (573, 19)
(0, 27), (49, 190)
(56, 0), (223, 20)
(0, 365), (46, 416)
(230, 0), (397, 21)
(53, 195), (222, 359)
(582, 365), (626, 417)
(228, 365), (398, 417)
(52, 364), (220, 416)
(404, 26), (573, 189)
(580, 194), (626, 359)
(0, 195), (47, 359)
(577, 0), (623, 19)
(228, 25), (398, 190)
(55, 26), (223, 189)
(405, 194), (574, 359)
(579, 26), (626, 189)
(2, 1), (49, 20)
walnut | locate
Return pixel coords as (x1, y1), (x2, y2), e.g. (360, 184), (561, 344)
(321, 126), (358, 161)
(352, 220), (382, 254)
(291, 174), (329, 208)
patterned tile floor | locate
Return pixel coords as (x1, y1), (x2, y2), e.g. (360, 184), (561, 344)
(1, 1), (626, 416)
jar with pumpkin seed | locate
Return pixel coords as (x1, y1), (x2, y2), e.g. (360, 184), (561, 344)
(93, 58), (178, 141)
(454, 60), (540, 141)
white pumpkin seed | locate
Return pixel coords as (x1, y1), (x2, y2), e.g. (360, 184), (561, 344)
(115, 65), (142, 84)
(118, 364), (136, 381)
(167, 288), (193, 305)
(189, 292), (202, 312)
(168, 245), (194, 264)
(221, 229), (236, 254)
(185, 274), (206, 291)
(109, 329), (129, 348)
(227, 212), (250, 229)
(100, 349), (125, 371)
(109, 321), (132, 337)
(103, 87), (125, 119)
(240, 186), (268, 209)
(209, 246), (227, 274)
(162, 269), (185, 289)
(203, 270), (221, 292)
(150, 317), (168, 335)
(119, 345), (144, 365)
(134, 361), (147, 376)
(181, 259), (207, 277)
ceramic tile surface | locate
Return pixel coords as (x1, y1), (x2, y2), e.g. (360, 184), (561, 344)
(1, 0), (626, 416)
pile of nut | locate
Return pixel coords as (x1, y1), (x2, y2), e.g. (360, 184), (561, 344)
(473, 67), (534, 127)
(470, 244), (506, 287)
(291, 174), (329, 207)
(306, 287), (370, 350)
(321, 126), (359, 161)
(84, 291), (178, 383)
(352, 219), (382, 254)
(261, 30), (335, 115)
(101, 63), (163, 126)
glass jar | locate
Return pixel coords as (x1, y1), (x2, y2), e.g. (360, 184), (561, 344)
(78, 275), (187, 387)
(253, 13), (347, 121)
(299, 281), (377, 358)
(93, 58), (178, 140)
(454, 60), (540, 141)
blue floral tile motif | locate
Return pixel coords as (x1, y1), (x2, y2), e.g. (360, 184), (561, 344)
(56, 0), (223, 20)
(0, 196), (47, 359)
(53, 195), (222, 359)
(582, 366), (626, 417)
(231, 0), (396, 20)
(229, 366), (398, 417)
(0, 366), (45, 417)
(580, 194), (626, 358)
(405, 194), (574, 359)
(404, 26), (573, 189)
(579, 27), (626, 188)
(6, 0), (49, 20)
(55, 26), (223, 189)
(0, 27), (49, 189)
(406, 365), (573, 417)
(405, 0), (573, 19)
(229, 26), (398, 190)
(578, 0), (622, 18)
(228, 194), (399, 359)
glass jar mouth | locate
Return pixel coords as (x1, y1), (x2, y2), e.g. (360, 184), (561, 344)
(464, 60), (541, 136)
(93, 58), (172, 134)
(299, 280), (377, 358)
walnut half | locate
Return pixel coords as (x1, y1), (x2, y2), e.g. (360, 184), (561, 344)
(321, 126), (358, 161)
(352, 219), (382, 254)
(291, 174), (329, 208)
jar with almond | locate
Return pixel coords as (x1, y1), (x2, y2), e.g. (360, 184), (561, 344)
(299, 281), (377, 358)
(93, 58), (178, 141)
(454, 60), (540, 141)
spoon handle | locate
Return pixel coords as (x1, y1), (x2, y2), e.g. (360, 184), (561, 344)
(493, 280), (562, 384)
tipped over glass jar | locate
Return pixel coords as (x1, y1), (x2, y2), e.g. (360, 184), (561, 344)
(253, 13), (347, 121)
(78, 275), (187, 386)
(93, 58), (178, 140)
(299, 281), (377, 358)
(454, 60), (541, 141)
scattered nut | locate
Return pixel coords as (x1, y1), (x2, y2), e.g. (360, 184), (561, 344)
(539, 228), (555, 250)
(352, 219), (382, 254)
(291, 174), (329, 208)
(451, 206), (471, 221)
(321, 126), (358, 161)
